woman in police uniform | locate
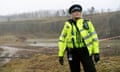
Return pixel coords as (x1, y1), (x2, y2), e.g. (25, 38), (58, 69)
(58, 4), (100, 72)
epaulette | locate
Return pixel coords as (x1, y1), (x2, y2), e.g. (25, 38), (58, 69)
(83, 19), (89, 30)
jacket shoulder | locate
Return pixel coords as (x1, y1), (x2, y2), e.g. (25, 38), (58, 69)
(64, 19), (73, 24)
(67, 19), (73, 24)
(63, 19), (73, 29)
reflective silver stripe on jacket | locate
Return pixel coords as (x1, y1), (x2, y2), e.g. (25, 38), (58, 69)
(86, 38), (98, 47)
(84, 32), (96, 40)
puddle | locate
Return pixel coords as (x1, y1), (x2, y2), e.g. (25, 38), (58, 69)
(0, 46), (23, 66)
(26, 39), (58, 47)
(0, 39), (58, 66)
(28, 43), (57, 47)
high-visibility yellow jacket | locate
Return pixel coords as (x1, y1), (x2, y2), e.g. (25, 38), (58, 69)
(58, 18), (99, 57)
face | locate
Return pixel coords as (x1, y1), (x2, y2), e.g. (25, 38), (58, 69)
(71, 11), (82, 20)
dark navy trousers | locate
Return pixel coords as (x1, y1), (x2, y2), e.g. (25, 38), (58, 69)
(67, 47), (96, 72)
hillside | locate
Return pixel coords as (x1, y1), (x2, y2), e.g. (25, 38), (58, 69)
(0, 11), (120, 72)
(0, 11), (120, 39)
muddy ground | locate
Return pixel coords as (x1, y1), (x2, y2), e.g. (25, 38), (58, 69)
(0, 36), (120, 72)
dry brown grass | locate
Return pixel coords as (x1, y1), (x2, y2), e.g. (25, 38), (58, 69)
(0, 38), (120, 72)
(0, 53), (120, 72)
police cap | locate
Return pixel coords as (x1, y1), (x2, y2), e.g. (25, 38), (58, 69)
(69, 4), (82, 14)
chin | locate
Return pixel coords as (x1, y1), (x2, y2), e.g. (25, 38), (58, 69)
(75, 17), (80, 19)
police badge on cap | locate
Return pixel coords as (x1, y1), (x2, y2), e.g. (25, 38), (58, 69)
(69, 4), (82, 14)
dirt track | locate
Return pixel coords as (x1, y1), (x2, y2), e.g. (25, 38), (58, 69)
(0, 44), (58, 66)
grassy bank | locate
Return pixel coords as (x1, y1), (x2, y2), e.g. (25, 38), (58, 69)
(0, 54), (120, 72)
(0, 11), (120, 39)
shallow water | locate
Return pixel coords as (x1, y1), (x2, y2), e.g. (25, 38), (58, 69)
(0, 39), (58, 66)
(0, 46), (22, 66)
(26, 39), (58, 47)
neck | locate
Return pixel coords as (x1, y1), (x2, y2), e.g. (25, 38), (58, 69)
(72, 17), (80, 21)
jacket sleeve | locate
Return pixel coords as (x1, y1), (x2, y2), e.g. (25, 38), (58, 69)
(58, 22), (68, 57)
(88, 21), (100, 54)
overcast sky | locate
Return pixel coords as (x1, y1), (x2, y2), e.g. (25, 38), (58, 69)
(0, 0), (120, 15)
